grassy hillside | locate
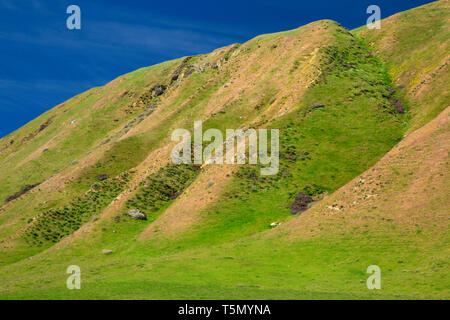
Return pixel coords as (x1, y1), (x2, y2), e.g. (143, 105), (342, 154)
(354, 0), (449, 132)
(0, 101), (447, 298)
(0, 2), (448, 299)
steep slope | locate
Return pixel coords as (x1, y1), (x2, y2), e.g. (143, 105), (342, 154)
(0, 19), (408, 298)
(0, 21), (325, 260)
(283, 104), (449, 250)
(354, 0), (449, 132)
(0, 2), (448, 300)
(0, 107), (446, 299)
(0, 20), (404, 264)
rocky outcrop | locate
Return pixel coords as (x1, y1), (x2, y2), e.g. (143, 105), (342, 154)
(124, 209), (147, 220)
(150, 84), (167, 98)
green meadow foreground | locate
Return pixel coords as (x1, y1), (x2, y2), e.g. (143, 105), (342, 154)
(0, 1), (448, 299)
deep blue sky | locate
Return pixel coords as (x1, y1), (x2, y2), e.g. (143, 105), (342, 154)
(0, 0), (436, 138)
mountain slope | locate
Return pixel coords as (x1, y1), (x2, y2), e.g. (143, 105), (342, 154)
(0, 104), (447, 298)
(0, 3), (448, 299)
(354, 0), (449, 132)
(0, 20), (404, 262)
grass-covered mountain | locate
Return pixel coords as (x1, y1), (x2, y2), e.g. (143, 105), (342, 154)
(0, 1), (448, 299)
(355, 0), (449, 132)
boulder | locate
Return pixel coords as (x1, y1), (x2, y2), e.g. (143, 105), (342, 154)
(311, 103), (325, 109)
(95, 174), (108, 181)
(102, 249), (113, 255)
(270, 222), (280, 227)
(125, 209), (147, 220)
(150, 84), (167, 97)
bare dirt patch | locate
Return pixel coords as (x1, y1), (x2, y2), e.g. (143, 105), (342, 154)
(140, 163), (236, 239)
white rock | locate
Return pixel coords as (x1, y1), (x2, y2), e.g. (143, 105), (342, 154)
(270, 222), (279, 227)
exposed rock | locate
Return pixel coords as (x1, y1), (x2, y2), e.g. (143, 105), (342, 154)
(341, 63), (355, 69)
(270, 222), (280, 227)
(169, 56), (221, 83)
(95, 174), (108, 181)
(170, 57), (193, 82)
(150, 84), (167, 97)
(311, 103), (325, 109)
(290, 191), (314, 214)
(327, 205), (342, 211)
(387, 87), (396, 95)
(71, 160), (79, 165)
(101, 138), (111, 145)
(38, 118), (53, 132)
(5, 182), (41, 203)
(391, 98), (405, 114)
(124, 209), (147, 220)
(184, 68), (195, 77)
(170, 192), (181, 200)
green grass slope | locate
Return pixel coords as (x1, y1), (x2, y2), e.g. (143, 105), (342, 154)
(354, 0), (449, 132)
(0, 3), (448, 299)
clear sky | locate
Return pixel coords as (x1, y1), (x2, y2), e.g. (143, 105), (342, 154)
(0, 0), (436, 138)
